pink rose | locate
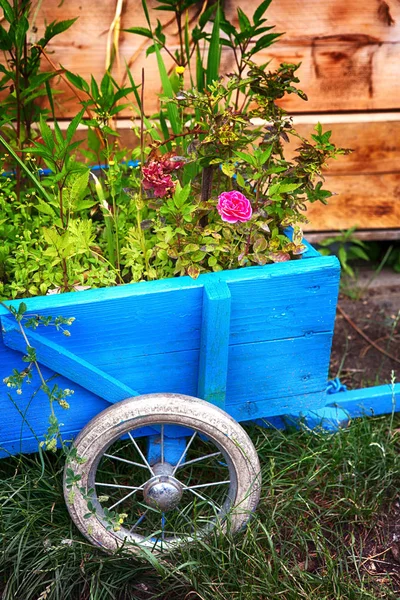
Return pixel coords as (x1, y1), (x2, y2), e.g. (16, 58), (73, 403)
(217, 191), (253, 223)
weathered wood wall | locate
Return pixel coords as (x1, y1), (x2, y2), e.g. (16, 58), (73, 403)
(3, 0), (400, 236)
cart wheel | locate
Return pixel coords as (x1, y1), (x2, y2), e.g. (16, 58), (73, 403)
(64, 393), (261, 554)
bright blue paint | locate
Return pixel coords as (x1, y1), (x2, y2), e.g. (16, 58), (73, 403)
(0, 245), (344, 457)
(2, 318), (139, 402)
(197, 280), (231, 408)
(326, 382), (400, 418)
(147, 434), (187, 466)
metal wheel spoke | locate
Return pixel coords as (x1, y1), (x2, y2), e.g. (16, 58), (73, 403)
(108, 485), (145, 510)
(183, 486), (221, 511)
(172, 431), (197, 475)
(128, 432), (155, 476)
(185, 480), (230, 491)
(95, 482), (144, 490)
(129, 510), (148, 533)
(103, 453), (148, 469)
(160, 424), (164, 464)
(176, 451), (222, 469)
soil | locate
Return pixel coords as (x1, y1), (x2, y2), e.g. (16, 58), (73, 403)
(353, 499), (400, 593)
(330, 280), (400, 389)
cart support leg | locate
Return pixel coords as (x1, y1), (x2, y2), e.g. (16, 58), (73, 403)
(197, 280), (231, 410)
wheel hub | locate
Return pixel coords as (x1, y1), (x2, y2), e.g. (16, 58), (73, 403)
(143, 462), (183, 512)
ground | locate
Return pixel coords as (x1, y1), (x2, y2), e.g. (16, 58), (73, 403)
(329, 266), (400, 591)
(330, 267), (400, 389)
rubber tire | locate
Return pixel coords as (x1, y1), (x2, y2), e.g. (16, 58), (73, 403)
(64, 393), (261, 554)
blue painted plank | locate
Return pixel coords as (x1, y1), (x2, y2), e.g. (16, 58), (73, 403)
(0, 259), (339, 369)
(225, 332), (333, 407)
(229, 390), (327, 422)
(2, 318), (138, 403)
(0, 255), (338, 315)
(227, 262), (339, 344)
(326, 383), (400, 417)
(197, 280), (231, 408)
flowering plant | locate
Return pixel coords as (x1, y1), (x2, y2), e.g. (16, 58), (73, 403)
(0, 0), (349, 298)
(118, 1), (349, 281)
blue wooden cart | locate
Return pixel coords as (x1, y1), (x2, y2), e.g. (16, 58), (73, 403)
(1, 239), (399, 552)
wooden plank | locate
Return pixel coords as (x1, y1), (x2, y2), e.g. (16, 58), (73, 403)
(304, 172), (400, 231)
(2, 0), (398, 116)
(229, 390), (328, 423)
(291, 120), (400, 175)
(197, 280), (231, 409)
(1, 318), (139, 402)
(326, 382), (400, 417)
(306, 229), (400, 242)
(0, 255), (339, 351)
(225, 332), (333, 409)
(227, 259), (339, 345)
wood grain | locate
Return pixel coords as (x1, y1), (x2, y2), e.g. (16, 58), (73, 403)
(1, 0), (399, 115)
(0, 254), (339, 456)
(304, 172), (400, 231)
(113, 118), (400, 232)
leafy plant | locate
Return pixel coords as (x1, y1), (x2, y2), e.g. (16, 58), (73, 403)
(318, 227), (370, 278)
(1, 0), (350, 299)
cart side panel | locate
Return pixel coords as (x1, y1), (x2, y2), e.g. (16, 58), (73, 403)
(223, 255), (340, 414)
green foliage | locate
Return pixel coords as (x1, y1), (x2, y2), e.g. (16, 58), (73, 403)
(1, 412), (400, 598)
(318, 227), (370, 278)
(1, 0), (350, 301)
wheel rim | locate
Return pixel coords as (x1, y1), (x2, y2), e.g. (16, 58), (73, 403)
(87, 422), (238, 551)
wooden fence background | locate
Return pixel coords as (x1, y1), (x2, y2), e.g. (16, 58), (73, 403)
(5, 0), (400, 238)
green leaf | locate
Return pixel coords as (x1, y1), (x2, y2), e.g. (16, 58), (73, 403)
(154, 44), (180, 135)
(36, 201), (56, 217)
(124, 26), (153, 39)
(0, 134), (53, 204)
(350, 246), (370, 261)
(64, 70), (90, 94)
(196, 44), (205, 93)
(259, 145), (273, 165)
(221, 162), (235, 177)
(268, 182), (301, 196)
(141, 0), (152, 28)
(15, 16), (29, 52)
(234, 150), (256, 167)
(90, 75), (100, 100)
(100, 71), (113, 99)
(39, 115), (55, 152)
(253, 0), (273, 24)
(18, 302), (27, 315)
(236, 173), (248, 189)
(206, 4), (221, 87)
(0, 26), (11, 51)
(0, 0), (14, 23)
(43, 18), (77, 44)
(66, 109), (85, 144)
(237, 8), (251, 32)
(69, 169), (90, 205)
(253, 237), (267, 252)
(250, 33), (282, 55)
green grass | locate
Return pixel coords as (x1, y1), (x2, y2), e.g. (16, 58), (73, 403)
(1, 413), (400, 600)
